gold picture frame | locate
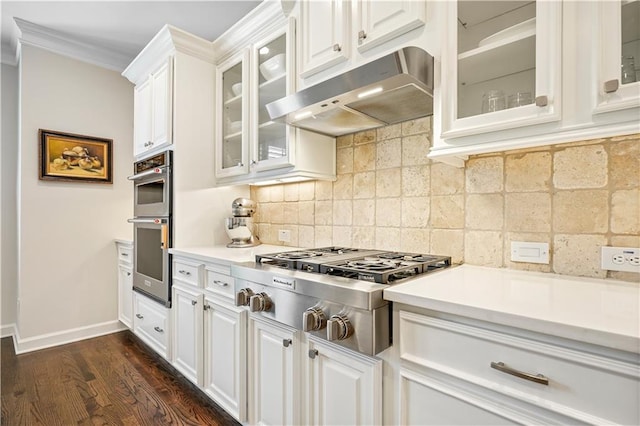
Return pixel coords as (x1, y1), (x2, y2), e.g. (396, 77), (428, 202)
(39, 129), (113, 184)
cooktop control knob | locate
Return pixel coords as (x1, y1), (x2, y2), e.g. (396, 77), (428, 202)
(235, 288), (254, 306)
(249, 292), (272, 312)
(303, 307), (327, 331)
(327, 314), (353, 341)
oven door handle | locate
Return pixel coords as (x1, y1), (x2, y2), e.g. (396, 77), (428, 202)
(127, 166), (167, 181)
(127, 218), (168, 224)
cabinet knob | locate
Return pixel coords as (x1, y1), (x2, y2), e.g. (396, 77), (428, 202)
(333, 43), (342, 52)
(604, 79), (619, 93)
(283, 339), (292, 348)
(308, 349), (319, 359)
(136, 314), (144, 319)
(535, 95), (548, 107)
(251, 160), (258, 165)
(154, 326), (164, 333)
(204, 304), (211, 311)
(358, 30), (367, 43)
(191, 300), (197, 306)
(238, 162), (244, 167)
(126, 272), (131, 276)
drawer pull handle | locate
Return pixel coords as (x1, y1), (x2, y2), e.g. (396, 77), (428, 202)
(191, 300), (197, 306)
(121, 253), (129, 257)
(490, 361), (549, 386)
(136, 314), (144, 319)
(213, 280), (228, 287)
(308, 349), (318, 359)
(154, 326), (164, 333)
(178, 270), (191, 276)
(283, 339), (292, 347)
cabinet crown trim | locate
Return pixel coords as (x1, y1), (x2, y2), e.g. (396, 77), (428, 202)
(212, 0), (287, 60)
(123, 25), (214, 84)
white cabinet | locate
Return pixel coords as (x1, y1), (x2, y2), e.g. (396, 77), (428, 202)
(248, 316), (300, 426)
(116, 241), (133, 329)
(214, 16), (336, 186)
(132, 58), (173, 158)
(439, 1), (561, 139)
(594, 0), (640, 114)
(306, 336), (382, 425)
(172, 284), (203, 386)
(203, 294), (247, 422)
(300, 0), (351, 78)
(216, 49), (250, 178)
(133, 291), (171, 360)
(300, 0), (427, 78)
(396, 309), (640, 425)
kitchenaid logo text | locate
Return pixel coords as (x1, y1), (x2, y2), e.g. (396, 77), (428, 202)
(273, 276), (295, 289)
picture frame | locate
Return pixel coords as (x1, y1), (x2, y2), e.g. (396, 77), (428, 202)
(39, 129), (113, 184)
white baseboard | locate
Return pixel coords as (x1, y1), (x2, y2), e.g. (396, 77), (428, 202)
(1, 323), (17, 338)
(13, 320), (128, 354)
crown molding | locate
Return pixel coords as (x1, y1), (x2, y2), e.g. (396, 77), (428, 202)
(212, 0), (287, 61)
(14, 17), (132, 72)
(121, 24), (215, 85)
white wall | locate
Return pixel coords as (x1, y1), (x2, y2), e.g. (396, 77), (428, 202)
(17, 45), (133, 347)
(1, 63), (19, 335)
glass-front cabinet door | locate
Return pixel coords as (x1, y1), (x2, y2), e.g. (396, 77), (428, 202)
(251, 20), (295, 172)
(595, 0), (640, 114)
(440, 1), (562, 139)
(216, 49), (250, 178)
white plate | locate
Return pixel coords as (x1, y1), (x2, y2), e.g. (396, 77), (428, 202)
(478, 17), (536, 47)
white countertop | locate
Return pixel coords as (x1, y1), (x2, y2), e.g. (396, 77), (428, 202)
(384, 264), (640, 354)
(169, 244), (302, 265)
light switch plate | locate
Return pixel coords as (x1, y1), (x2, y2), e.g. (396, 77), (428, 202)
(278, 229), (291, 242)
(601, 247), (640, 273)
(511, 241), (549, 264)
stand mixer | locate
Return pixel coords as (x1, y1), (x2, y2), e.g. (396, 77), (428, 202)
(225, 198), (260, 248)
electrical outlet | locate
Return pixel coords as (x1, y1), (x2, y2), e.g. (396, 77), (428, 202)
(278, 229), (291, 243)
(601, 247), (640, 273)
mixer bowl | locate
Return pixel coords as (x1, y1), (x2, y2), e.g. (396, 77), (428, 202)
(225, 217), (260, 248)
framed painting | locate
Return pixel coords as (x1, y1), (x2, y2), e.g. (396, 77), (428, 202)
(39, 129), (113, 184)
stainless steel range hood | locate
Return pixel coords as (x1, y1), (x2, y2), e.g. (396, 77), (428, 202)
(266, 46), (434, 137)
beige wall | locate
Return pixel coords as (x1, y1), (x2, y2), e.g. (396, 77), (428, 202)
(16, 45), (134, 343)
(251, 117), (640, 283)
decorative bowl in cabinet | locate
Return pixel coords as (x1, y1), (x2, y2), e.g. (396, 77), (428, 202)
(259, 54), (286, 81)
(231, 82), (242, 97)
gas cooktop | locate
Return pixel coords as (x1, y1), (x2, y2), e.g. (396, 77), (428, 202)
(256, 247), (451, 284)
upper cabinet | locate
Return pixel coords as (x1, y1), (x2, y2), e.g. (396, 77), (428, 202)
(123, 26), (216, 161)
(431, 0), (640, 167)
(440, 1), (562, 139)
(213, 8), (336, 186)
(594, 0), (640, 114)
(300, 0), (427, 78)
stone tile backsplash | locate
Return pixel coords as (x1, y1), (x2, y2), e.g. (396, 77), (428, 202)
(250, 118), (640, 283)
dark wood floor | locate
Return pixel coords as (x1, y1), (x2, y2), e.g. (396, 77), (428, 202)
(1, 331), (240, 426)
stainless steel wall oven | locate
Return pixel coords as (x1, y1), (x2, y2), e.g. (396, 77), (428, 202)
(128, 151), (173, 307)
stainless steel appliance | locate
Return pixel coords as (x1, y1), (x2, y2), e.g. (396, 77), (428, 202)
(128, 151), (173, 307)
(225, 198), (260, 248)
(231, 247), (451, 355)
(265, 47), (434, 137)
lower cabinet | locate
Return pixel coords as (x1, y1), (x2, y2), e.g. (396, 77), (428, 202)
(306, 336), (383, 426)
(203, 294), (247, 422)
(133, 291), (171, 360)
(248, 316), (300, 426)
(172, 285), (203, 385)
(116, 241), (133, 329)
(395, 308), (640, 425)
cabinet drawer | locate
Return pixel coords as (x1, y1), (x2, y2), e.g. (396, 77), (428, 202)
(117, 244), (133, 265)
(173, 259), (203, 287)
(133, 293), (170, 358)
(205, 268), (234, 299)
(398, 311), (640, 425)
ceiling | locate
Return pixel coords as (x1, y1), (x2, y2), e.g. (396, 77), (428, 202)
(1, 1), (262, 69)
